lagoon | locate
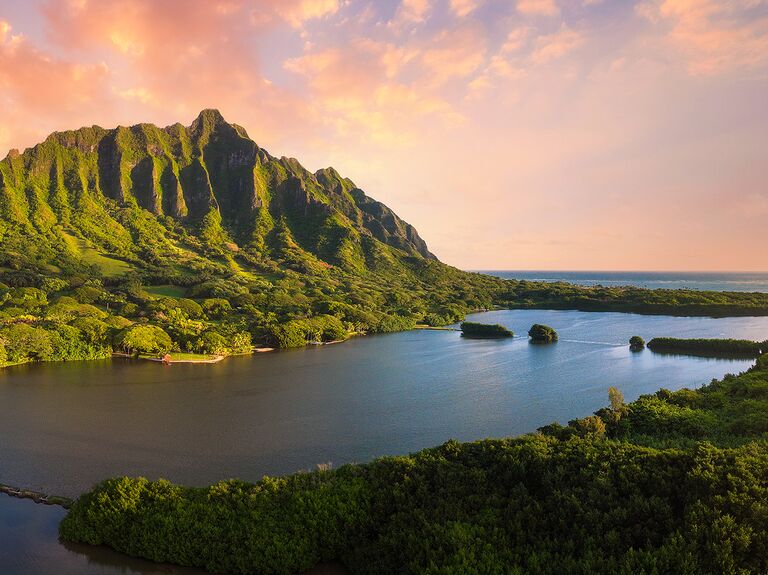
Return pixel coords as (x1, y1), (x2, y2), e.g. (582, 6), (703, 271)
(2, 309), (768, 573)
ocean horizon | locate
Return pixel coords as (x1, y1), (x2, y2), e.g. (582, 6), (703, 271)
(477, 271), (768, 293)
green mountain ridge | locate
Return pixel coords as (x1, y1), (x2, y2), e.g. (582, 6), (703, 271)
(0, 109), (434, 277)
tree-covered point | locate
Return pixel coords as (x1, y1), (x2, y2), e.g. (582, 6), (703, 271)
(528, 323), (558, 343)
(460, 321), (513, 338)
(61, 354), (768, 574)
(647, 337), (766, 358)
(629, 335), (645, 350)
(497, 281), (768, 316)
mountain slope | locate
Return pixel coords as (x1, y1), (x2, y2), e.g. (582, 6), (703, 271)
(0, 109), (433, 279)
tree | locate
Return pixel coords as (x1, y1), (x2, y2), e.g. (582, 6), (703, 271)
(229, 331), (252, 354)
(116, 325), (173, 356)
(528, 324), (558, 343)
(194, 331), (228, 355)
(73, 285), (106, 304)
(569, 415), (606, 438)
(202, 298), (232, 319)
(629, 335), (645, 351)
(0, 324), (53, 362)
(608, 386), (625, 412)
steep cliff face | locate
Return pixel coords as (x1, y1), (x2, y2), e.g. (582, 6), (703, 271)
(0, 109), (434, 275)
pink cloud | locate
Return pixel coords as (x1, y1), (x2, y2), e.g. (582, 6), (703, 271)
(517, 0), (560, 17)
(0, 18), (112, 152)
(278, 0), (340, 28)
(389, 0), (432, 29)
(638, 0), (768, 74)
(450, 0), (482, 18)
(36, 0), (315, 145)
(531, 24), (584, 63)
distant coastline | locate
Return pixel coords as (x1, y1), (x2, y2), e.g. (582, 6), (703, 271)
(478, 271), (768, 293)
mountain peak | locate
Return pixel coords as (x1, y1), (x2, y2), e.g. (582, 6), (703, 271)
(189, 108), (229, 133)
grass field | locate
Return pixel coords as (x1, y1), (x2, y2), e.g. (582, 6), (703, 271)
(145, 285), (188, 298)
(61, 230), (134, 277)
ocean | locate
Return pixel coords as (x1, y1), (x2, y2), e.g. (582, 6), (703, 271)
(478, 271), (768, 293)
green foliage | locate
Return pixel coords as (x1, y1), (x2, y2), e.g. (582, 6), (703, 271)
(647, 338), (766, 358)
(0, 324), (53, 362)
(608, 386), (625, 412)
(630, 335), (645, 350)
(500, 281), (768, 317)
(115, 324), (173, 356)
(73, 285), (106, 304)
(374, 314), (417, 334)
(40, 277), (68, 294)
(201, 298), (231, 319)
(545, 349), (768, 445)
(228, 331), (252, 354)
(62, 431), (768, 574)
(268, 314), (348, 348)
(192, 331), (228, 354)
(460, 322), (513, 338)
(528, 323), (558, 343)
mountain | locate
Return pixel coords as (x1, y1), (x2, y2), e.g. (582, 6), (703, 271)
(0, 110), (509, 363)
(0, 109), (436, 278)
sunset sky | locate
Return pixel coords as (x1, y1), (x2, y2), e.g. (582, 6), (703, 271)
(1, 0), (766, 271)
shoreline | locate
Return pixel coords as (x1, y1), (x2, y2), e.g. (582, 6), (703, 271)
(4, 303), (767, 372)
(142, 355), (225, 364)
(111, 348), (276, 364)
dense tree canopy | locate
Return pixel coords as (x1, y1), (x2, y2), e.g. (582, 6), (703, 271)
(647, 337), (766, 358)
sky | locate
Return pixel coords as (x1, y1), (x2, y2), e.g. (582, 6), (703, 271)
(0, 0), (767, 271)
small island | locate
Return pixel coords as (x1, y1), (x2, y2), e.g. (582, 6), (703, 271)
(528, 324), (558, 343)
(460, 322), (513, 339)
(629, 336), (645, 351)
(647, 337), (765, 358)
